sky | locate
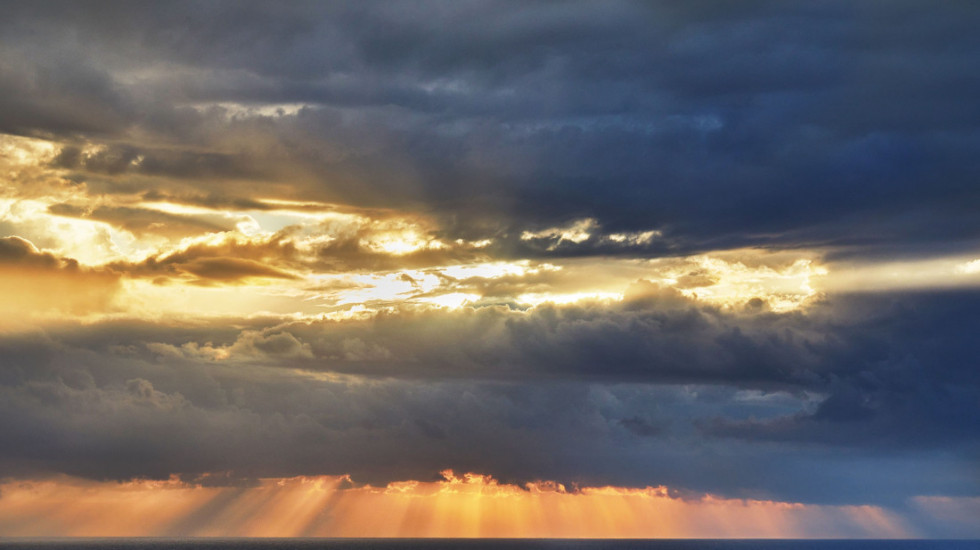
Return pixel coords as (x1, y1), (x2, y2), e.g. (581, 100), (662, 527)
(0, 0), (979, 539)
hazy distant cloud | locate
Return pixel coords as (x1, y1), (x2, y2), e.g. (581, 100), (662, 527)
(109, 232), (300, 283)
(48, 203), (241, 238)
(618, 416), (667, 438)
(0, 236), (119, 316)
(180, 257), (299, 282)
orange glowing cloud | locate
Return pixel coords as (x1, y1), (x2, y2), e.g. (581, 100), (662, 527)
(0, 472), (914, 538)
(0, 236), (120, 322)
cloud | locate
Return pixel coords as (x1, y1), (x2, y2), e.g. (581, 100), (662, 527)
(0, 236), (119, 317)
(0, 1), (979, 524)
(147, 329), (315, 361)
(178, 257), (299, 282)
(0, 289), (976, 505)
(0, 235), (63, 267)
(110, 232), (301, 283)
(618, 416), (667, 438)
(47, 202), (242, 238)
(0, 2), (977, 258)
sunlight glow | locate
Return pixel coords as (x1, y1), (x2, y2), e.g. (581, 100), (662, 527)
(817, 255), (980, 292)
(0, 473), (915, 539)
(0, 134), (58, 166)
(676, 257), (825, 312)
(606, 229), (661, 245)
(416, 292), (481, 308)
(521, 218), (598, 246)
(439, 261), (538, 280)
(518, 291), (624, 306)
(363, 230), (447, 255)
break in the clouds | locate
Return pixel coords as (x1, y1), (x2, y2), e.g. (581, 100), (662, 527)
(1, 0), (979, 538)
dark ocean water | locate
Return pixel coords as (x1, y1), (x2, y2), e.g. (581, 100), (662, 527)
(0, 540), (977, 550)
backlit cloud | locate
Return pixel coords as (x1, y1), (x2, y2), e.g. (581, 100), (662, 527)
(0, 0), (978, 538)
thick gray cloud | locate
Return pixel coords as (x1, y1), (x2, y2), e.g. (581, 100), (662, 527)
(0, 289), (977, 505)
(1, 0), (979, 515)
(1, 1), (978, 255)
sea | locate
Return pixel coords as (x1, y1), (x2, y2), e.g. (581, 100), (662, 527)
(0, 540), (976, 550)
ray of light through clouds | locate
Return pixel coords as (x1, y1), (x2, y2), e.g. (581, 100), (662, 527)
(0, 0), (979, 539)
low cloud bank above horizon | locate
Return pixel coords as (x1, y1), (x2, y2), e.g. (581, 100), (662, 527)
(0, 0), (978, 538)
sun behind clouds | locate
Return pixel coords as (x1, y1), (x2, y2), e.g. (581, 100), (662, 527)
(0, 1), (979, 540)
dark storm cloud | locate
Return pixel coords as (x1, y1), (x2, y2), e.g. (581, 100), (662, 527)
(0, 289), (977, 504)
(699, 292), (980, 450)
(51, 143), (267, 182)
(1, 1), (978, 256)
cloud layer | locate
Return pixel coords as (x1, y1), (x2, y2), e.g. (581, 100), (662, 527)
(1, 1), (978, 256)
(1, 289), (977, 506)
(0, 0), (979, 536)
